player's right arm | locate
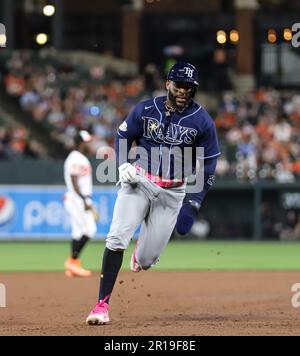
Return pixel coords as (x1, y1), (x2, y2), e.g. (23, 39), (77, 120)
(115, 103), (144, 184)
(115, 102), (144, 166)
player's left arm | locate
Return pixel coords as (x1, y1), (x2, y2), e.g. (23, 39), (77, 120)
(176, 112), (221, 235)
(176, 157), (218, 235)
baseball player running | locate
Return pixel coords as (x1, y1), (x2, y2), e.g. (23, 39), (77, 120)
(64, 130), (97, 277)
(86, 62), (221, 325)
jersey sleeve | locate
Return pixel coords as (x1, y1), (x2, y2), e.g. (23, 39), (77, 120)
(190, 157), (218, 206)
(196, 110), (221, 160)
(117, 102), (144, 141)
(115, 102), (144, 166)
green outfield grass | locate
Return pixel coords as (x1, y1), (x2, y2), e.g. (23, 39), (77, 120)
(0, 241), (300, 272)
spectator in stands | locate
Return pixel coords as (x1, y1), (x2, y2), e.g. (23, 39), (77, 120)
(0, 125), (41, 160)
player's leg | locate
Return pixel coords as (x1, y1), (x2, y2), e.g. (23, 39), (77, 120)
(71, 212), (95, 259)
(69, 210), (97, 275)
(134, 187), (185, 270)
(99, 183), (150, 300)
(64, 195), (93, 277)
(87, 183), (150, 325)
(73, 209), (97, 257)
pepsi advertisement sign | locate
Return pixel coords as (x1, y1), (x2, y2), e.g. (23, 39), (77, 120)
(0, 186), (117, 240)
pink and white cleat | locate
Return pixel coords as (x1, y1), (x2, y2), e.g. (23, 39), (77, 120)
(130, 242), (142, 273)
(86, 299), (110, 326)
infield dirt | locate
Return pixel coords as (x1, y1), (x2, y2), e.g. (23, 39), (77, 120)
(0, 271), (300, 336)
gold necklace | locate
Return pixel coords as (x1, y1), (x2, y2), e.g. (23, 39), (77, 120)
(164, 101), (186, 115)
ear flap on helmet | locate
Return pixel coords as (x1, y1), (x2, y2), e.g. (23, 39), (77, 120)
(190, 85), (197, 99)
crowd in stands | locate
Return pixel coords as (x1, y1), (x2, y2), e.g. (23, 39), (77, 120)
(215, 89), (300, 183)
(1, 50), (150, 157)
(0, 123), (42, 160)
(1, 51), (300, 183)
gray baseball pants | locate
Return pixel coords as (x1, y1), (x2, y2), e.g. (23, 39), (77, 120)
(106, 176), (186, 269)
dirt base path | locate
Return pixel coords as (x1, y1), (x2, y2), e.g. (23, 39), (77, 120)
(0, 272), (300, 336)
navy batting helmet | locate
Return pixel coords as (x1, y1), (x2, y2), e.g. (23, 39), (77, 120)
(167, 62), (199, 86)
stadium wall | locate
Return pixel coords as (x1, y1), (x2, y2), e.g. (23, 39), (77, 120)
(0, 161), (299, 241)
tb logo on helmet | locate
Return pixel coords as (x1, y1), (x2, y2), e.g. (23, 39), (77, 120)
(184, 67), (195, 79)
(168, 62), (200, 86)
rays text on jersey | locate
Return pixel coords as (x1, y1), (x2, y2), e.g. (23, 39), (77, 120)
(143, 117), (198, 145)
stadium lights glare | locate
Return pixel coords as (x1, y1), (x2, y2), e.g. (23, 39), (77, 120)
(268, 29), (277, 43)
(43, 5), (55, 17)
(36, 33), (48, 45)
(230, 30), (239, 44)
(217, 30), (227, 45)
(0, 34), (7, 47)
(283, 28), (292, 41)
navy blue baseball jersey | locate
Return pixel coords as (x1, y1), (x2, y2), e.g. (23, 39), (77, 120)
(116, 96), (221, 181)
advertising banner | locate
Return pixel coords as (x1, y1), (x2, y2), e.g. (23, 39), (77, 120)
(0, 186), (118, 240)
